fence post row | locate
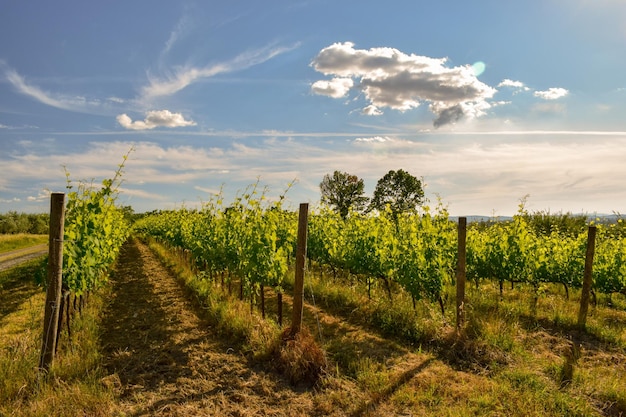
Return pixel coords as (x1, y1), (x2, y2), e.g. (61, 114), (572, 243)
(39, 192), (65, 371)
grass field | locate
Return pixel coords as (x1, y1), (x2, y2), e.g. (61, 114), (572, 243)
(0, 234), (47, 254)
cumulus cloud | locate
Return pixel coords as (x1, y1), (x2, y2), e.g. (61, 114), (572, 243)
(498, 79), (531, 94)
(311, 77), (353, 98)
(310, 42), (497, 127)
(534, 87), (569, 100)
(117, 110), (196, 130)
(498, 79), (527, 89)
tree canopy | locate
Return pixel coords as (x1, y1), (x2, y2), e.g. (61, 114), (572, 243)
(369, 169), (425, 220)
(320, 171), (369, 219)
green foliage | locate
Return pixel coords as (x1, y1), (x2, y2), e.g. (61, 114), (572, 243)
(134, 181), (297, 300)
(0, 212), (49, 234)
(523, 210), (587, 237)
(368, 169), (425, 223)
(308, 201), (455, 303)
(467, 203), (626, 297)
(62, 153), (131, 294)
(320, 171), (369, 219)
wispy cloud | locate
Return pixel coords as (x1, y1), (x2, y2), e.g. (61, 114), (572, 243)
(3, 66), (113, 115)
(2, 135), (626, 214)
(354, 136), (392, 143)
(161, 12), (193, 59)
(0, 123), (39, 130)
(141, 42), (301, 100)
(5, 69), (69, 110)
(0, 197), (21, 203)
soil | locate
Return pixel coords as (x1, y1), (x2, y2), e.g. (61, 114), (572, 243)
(101, 238), (329, 416)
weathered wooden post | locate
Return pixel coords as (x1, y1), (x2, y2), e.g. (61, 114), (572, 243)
(577, 225), (596, 329)
(39, 192), (65, 371)
(456, 217), (467, 332)
(291, 203), (308, 335)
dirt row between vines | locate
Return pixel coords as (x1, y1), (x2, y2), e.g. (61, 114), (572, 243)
(101, 238), (436, 416)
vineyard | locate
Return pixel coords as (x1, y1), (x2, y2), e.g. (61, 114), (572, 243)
(134, 195), (626, 318)
(2, 175), (626, 415)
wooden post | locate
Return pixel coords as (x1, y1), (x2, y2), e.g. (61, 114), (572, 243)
(456, 217), (467, 331)
(277, 292), (283, 327)
(291, 203), (308, 335)
(39, 193), (65, 371)
(577, 225), (596, 329)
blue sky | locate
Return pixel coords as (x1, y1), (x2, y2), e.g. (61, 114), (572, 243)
(1, 0), (625, 216)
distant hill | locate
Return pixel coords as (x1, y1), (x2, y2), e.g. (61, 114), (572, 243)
(450, 213), (623, 224)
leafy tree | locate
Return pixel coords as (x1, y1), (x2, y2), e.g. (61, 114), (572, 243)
(369, 169), (425, 221)
(320, 171), (369, 219)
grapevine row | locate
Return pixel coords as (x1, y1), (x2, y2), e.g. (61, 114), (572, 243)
(135, 191), (626, 313)
(134, 182), (297, 308)
(62, 156), (131, 294)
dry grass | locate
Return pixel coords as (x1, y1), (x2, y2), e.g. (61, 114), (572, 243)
(0, 233), (47, 254)
(273, 326), (328, 385)
(0, 260), (116, 417)
(291, 266), (626, 416)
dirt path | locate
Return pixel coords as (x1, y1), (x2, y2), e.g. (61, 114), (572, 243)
(0, 244), (47, 273)
(101, 238), (324, 417)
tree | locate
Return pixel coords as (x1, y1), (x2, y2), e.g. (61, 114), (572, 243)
(320, 171), (369, 219)
(369, 169), (425, 221)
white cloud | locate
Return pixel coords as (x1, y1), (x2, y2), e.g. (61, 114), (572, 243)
(354, 136), (391, 143)
(311, 77), (353, 98)
(142, 42), (300, 100)
(534, 87), (569, 100)
(361, 105), (383, 116)
(117, 110), (196, 130)
(26, 190), (50, 202)
(310, 42), (497, 127)
(498, 79), (527, 89)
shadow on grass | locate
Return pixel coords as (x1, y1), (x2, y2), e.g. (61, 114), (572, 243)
(0, 260), (44, 319)
(349, 357), (435, 417)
